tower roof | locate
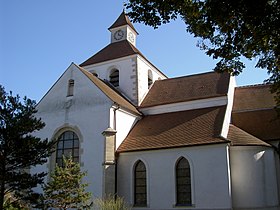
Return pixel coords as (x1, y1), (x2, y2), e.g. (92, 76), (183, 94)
(108, 11), (138, 34)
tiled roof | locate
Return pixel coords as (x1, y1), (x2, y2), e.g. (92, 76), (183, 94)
(140, 72), (230, 108)
(232, 84), (280, 141)
(232, 109), (280, 141)
(76, 64), (141, 116)
(227, 125), (271, 147)
(80, 40), (139, 66)
(108, 11), (138, 34)
(117, 106), (229, 153)
(233, 84), (275, 112)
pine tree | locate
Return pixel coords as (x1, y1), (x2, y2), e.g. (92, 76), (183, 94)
(0, 85), (55, 210)
(43, 157), (92, 210)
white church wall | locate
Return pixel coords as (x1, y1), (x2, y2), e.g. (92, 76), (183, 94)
(137, 56), (167, 105)
(221, 76), (236, 138)
(33, 64), (114, 198)
(109, 108), (140, 149)
(82, 56), (138, 104)
(117, 144), (232, 210)
(230, 146), (279, 209)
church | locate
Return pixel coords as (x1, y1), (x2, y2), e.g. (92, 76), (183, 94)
(33, 11), (280, 210)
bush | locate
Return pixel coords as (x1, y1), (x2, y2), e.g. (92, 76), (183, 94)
(94, 196), (130, 210)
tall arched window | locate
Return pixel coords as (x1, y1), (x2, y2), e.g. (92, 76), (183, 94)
(134, 160), (147, 206)
(148, 70), (153, 89)
(56, 131), (79, 167)
(176, 157), (192, 206)
(109, 69), (119, 87)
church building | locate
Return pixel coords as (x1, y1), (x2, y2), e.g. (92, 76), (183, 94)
(33, 12), (280, 210)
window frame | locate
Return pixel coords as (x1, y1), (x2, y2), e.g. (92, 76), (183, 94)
(134, 160), (147, 207)
(67, 79), (74, 97)
(56, 131), (79, 167)
(109, 69), (119, 87)
(175, 157), (192, 206)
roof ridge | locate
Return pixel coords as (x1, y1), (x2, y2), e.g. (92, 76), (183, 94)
(236, 83), (270, 89)
(156, 71), (223, 82)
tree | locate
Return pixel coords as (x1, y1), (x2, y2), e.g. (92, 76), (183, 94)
(125, 0), (280, 104)
(43, 157), (92, 210)
(0, 85), (55, 210)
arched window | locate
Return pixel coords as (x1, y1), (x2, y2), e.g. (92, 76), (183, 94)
(176, 157), (192, 206)
(134, 160), (147, 206)
(67, 79), (74, 96)
(148, 70), (153, 89)
(56, 131), (79, 167)
(109, 69), (119, 87)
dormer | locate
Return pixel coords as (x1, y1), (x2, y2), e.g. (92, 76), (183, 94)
(108, 11), (138, 46)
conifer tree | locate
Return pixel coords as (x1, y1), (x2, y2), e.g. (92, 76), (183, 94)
(0, 85), (55, 210)
(43, 157), (92, 210)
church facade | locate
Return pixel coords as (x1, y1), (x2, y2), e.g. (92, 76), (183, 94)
(33, 12), (280, 210)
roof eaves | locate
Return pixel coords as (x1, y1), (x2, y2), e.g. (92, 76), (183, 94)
(117, 140), (229, 153)
(75, 64), (142, 116)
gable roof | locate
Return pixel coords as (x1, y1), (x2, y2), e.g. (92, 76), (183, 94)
(108, 11), (138, 34)
(117, 106), (229, 153)
(140, 72), (230, 108)
(227, 125), (271, 147)
(75, 64), (141, 116)
(80, 40), (140, 66)
(232, 84), (280, 141)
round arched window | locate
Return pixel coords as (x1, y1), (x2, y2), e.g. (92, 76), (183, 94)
(56, 131), (79, 167)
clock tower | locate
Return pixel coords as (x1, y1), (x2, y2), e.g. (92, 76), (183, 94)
(108, 11), (138, 46)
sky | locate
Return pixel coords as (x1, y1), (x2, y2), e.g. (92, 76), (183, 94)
(0, 0), (270, 102)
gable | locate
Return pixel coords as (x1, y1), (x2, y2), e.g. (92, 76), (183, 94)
(36, 63), (112, 112)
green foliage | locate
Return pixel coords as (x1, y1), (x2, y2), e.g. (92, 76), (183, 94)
(94, 195), (131, 210)
(0, 85), (55, 210)
(43, 157), (92, 210)
(125, 0), (280, 105)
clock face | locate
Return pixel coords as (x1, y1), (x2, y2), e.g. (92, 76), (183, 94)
(128, 32), (135, 42)
(114, 30), (124, 40)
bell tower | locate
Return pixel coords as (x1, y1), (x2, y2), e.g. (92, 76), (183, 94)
(108, 11), (138, 46)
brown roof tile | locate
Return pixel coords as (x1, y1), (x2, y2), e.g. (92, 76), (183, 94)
(80, 40), (139, 66)
(117, 106), (229, 153)
(227, 125), (271, 147)
(232, 109), (280, 141)
(76, 64), (141, 116)
(232, 84), (280, 141)
(108, 11), (138, 34)
(233, 84), (276, 112)
(140, 72), (230, 108)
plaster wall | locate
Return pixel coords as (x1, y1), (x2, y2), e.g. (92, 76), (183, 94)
(230, 146), (279, 209)
(221, 76), (236, 138)
(140, 96), (227, 115)
(109, 108), (139, 149)
(136, 56), (167, 105)
(33, 64), (113, 198)
(83, 56), (138, 104)
(117, 144), (232, 210)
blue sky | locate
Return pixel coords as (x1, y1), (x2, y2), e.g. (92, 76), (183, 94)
(0, 0), (269, 102)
